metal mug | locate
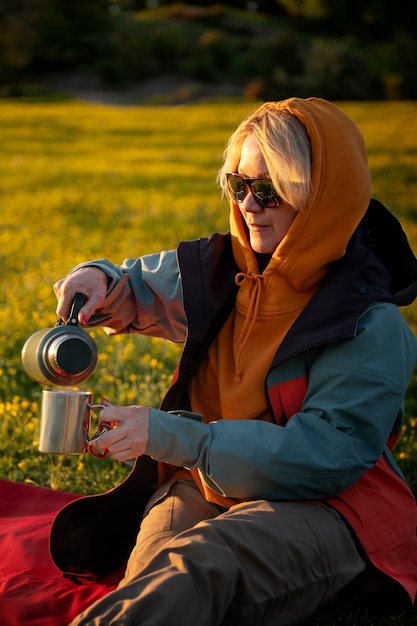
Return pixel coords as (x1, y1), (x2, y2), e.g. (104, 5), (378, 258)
(39, 389), (112, 456)
(21, 293), (97, 387)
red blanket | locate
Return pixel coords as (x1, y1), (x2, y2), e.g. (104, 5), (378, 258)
(0, 479), (120, 626)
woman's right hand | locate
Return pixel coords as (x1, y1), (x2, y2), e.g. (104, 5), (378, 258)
(54, 267), (108, 324)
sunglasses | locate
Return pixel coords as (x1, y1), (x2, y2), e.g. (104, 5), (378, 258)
(226, 173), (281, 209)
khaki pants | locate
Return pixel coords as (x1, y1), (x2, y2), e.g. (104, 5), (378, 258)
(70, 479), (367, 626)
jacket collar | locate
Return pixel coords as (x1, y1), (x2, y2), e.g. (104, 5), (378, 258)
(273, 199), (417, 366)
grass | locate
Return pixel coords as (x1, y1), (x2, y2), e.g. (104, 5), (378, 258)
(0, 98), (417, 624)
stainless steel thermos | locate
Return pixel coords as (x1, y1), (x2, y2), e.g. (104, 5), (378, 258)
(21, 293), (97, 386)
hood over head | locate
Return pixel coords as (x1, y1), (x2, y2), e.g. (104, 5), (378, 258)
(228, 97), (373, 291)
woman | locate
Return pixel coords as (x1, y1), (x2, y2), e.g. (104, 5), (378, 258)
(55, 97), (417, 625)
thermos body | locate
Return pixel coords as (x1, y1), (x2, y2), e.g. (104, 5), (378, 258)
(21, 325), (97, 386)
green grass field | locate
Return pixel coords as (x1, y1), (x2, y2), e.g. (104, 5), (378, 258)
(1, 99), (417, 624)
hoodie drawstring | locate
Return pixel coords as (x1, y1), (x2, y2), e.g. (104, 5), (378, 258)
(234, 272), (264, 382)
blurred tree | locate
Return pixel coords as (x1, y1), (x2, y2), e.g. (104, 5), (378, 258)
(0, 0), (117, 93)
(274, 0), (417, 97)
(126, 1), (282, 12)
(0, 0), (46, 93)
(275, 0), (417, 37)
(376, 30), (417, 99)
(32, 0), (115, 69)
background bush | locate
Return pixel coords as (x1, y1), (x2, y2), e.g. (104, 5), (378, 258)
(1, 1), (417, 101)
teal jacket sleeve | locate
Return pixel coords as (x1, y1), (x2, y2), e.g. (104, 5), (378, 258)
(146, 303), (417, 500)
(69, 251), (187, 342)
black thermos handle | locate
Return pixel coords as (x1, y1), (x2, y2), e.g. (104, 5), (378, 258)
(56, 293), (86, 327)
(67, 293), (86, 326)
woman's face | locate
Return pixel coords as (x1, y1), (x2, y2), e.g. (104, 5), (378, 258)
(236, 135), (298, 254)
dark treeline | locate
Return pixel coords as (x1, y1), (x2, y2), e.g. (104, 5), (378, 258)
(1, 0), (416, 100)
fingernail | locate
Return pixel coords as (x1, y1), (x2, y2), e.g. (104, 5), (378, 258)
(101, 396), (111, 405)
(81, 314), (89, 325)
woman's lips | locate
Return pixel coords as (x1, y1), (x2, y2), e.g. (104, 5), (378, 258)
(248, 222), (268, 231)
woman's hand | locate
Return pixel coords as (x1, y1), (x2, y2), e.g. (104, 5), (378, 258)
(94, 400), (150, 462)
(54, 267), (108, 324)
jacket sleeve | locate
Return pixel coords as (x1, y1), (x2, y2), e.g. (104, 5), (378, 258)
(146, 303), (417, 500)
(69, 251), (187, 343)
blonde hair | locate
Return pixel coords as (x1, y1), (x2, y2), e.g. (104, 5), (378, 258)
(218, 103), (312, 210)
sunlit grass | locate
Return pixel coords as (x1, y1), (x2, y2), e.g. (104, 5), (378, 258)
(1, 99), (417, 496)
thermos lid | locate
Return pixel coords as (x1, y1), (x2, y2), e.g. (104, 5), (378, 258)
(46, 333), (95, 377)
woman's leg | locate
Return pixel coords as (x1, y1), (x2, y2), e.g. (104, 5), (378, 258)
(120, 478), (225, 586)
(71, 496), (366, 626)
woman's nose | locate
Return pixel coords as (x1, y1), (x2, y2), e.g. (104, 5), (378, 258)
(241, 190), (262, 213)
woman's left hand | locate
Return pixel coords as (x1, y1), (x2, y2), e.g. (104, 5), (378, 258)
(94, 400), (150, 462)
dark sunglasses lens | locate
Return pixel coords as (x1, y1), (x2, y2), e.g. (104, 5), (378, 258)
(251, 180), (280, 208)
(227, 175), (246, 202)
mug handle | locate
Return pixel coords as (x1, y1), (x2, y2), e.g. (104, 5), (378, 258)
(86, 403), (112, 457)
